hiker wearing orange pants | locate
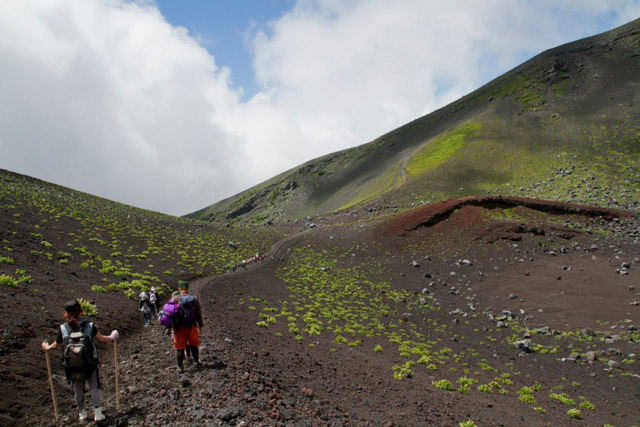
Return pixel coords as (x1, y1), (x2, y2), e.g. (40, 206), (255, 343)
(172, 281), (203, 371)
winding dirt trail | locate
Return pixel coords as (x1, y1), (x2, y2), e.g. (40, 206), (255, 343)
(190, 227), (313, 296)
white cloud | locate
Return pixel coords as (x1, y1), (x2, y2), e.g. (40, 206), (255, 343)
(0, 0), (638, 215)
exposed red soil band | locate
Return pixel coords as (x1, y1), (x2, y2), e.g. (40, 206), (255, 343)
(378, 195), (636, 238)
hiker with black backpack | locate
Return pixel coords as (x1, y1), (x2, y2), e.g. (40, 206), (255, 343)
(172, 280), (203, 371)
(149, 286), (159, 317)
(139, 291), (153, 326)
(41, 299), (119, 422)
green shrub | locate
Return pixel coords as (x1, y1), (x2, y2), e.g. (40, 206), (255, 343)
(567, 408), (582, 419)
(519, 394), (536, 404)
(550, 392), (575, 405)
(432, 379), (453, 391)
(91, 285), (107, 293)
(392, 362), (415, 380)
(518, 386), (536, 404)
(477, 384), (492, 393)
(0, 274), (18, 287)
(457, 376), (477, 394)
(78, 298), (97, 316)
(14, 269), (32, 284)
(0, 255), (15, 265)
(334, 335), (347, 344)
(578, 397), (595, 411)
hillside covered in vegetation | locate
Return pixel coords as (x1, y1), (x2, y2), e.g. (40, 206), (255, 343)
(1, 17), (639, 427)
(190, 18), (639, 226)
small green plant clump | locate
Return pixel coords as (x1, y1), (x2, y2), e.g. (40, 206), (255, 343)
(549, 392), (575, 406)
(518, 386), (537, 404)
(14, 269), (32, 284)
(457, 376), (478, 394)
(392, 361), (415, 380)
(578, 397), (595, 411)
(0, 255), (15, 265)
(78, 298), (97, 316)
(567, 408), (582, 419)
(432, 379), (453, 391)
(0, 273), (18, 287)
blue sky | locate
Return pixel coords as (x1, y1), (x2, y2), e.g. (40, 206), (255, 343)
(156, 0), (296, 100)
(1, 1), (639, 215)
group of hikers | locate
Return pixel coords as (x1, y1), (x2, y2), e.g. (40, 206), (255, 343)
(227, 253), (264, 272)
(138, 286), (160, 326)
(41, 279), (203, 423)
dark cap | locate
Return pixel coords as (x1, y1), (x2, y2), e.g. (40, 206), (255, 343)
(177, 280), (189, 289)
(64, 299), (82, 315)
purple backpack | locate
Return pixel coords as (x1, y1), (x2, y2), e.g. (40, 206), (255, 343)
(158, 300), (179, 328)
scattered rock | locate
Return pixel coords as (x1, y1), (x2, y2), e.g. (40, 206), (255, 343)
(217, 406), (242, 422)
(514, 339), (532, 353)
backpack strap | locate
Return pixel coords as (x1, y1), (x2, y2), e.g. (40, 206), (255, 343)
(76, 320), (98, 360)
(61, 323), (72, 341)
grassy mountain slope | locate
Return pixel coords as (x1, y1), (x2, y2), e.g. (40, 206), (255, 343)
(189, 18), (640, 225)
(0, 167), (279, 311)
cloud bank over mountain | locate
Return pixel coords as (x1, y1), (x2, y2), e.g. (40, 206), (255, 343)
(1, 0), (638, 215)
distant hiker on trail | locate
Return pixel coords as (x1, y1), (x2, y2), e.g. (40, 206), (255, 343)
(149, 286), (159, 317)
(172, 280), (203, 371)
(139, 292), (153, 326)
(41, 299), (119, 422)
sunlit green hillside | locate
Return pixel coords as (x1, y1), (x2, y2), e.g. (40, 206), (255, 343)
(190, 18), (640, 225)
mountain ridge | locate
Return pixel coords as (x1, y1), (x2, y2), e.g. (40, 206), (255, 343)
(188, 17), (640, 225)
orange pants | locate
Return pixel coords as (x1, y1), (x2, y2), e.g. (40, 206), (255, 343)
(173, 326), (200, 350)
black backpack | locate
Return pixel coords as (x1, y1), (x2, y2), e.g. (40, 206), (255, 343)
(62, 321), (96, 381)
(177, 295), (197, 327)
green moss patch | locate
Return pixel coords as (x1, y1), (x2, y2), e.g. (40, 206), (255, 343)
(406, 122), (483, 178)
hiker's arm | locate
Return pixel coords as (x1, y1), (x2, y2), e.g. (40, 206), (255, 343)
(195, 297), (204, 329)
(95, 330), (119, 343)
(41, 341), (58, 351)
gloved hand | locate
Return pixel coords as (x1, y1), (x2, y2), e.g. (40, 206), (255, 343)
(110, 330), (119, 341)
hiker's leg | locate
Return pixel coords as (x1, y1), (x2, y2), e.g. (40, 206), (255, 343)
(173, 327), (187, 370)
(186, 326), (201, 363)
(176, 349), (185, 369)
(190, 346), (199, 363)
(87, 369), (101, 409)
(73, 379), (85, 409)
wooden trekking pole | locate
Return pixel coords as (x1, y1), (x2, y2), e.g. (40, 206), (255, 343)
(44, 348), (59, 421)
(113, 340), (120, 411)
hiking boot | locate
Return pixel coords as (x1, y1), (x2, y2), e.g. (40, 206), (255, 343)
(178, 362), (184, 372)
(194, 361), (202, 369)
(94, 407), (105, 422)
(79, 409), (88, 422)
